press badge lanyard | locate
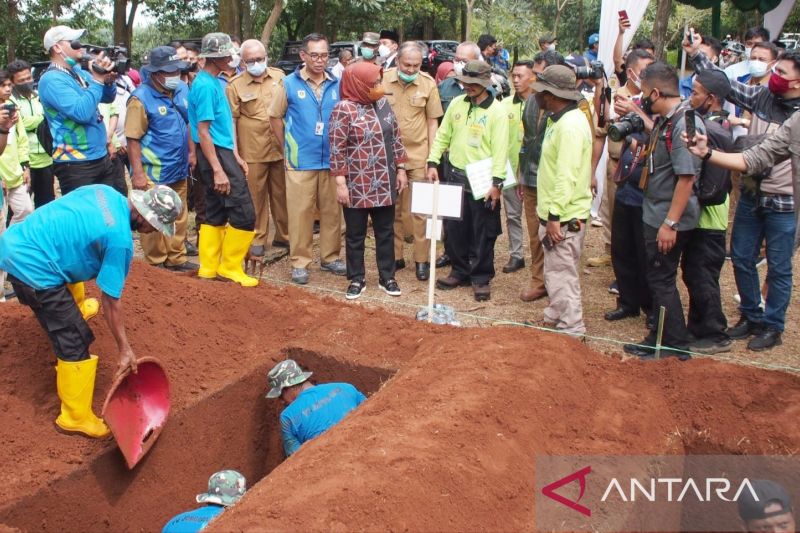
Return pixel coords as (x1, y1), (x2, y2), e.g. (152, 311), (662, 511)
(310, 78), (328, 136)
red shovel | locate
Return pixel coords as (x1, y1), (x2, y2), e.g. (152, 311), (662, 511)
(102, 357), (171, 469)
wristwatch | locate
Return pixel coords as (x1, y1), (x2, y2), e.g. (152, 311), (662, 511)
(702, 148), (713, 161)
(663, 218), (679, 230)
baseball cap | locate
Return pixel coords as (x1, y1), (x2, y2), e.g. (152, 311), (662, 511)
(738, 480), (793, 521)
(196, 470), (247, 507)
(266, 359), (313, 399)
(142, 46), (188, 74)
(43, 25), (86, 52)
(531, 65), (583, 101)
(696, 69), (732, 100)
(588, 33), (600, 46)
(454, 60), (493, 88)
(130, 186), (183, 237)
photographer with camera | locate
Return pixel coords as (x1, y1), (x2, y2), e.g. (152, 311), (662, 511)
(603, 50), (654, 325)
(38, 26), (118, 195)
(0, 70), (33, 227)
(622, 62), (705, 360)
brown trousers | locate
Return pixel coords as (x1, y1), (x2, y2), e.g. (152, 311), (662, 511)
(285, 169), (341, 269)
(247, 160), (289, 247)
(394, 167), (431, 263)
(141, 179), (189, 266)
(522, 185), (545, 291)
(600, 158), (618, 250)
(539, 223), (587, 334)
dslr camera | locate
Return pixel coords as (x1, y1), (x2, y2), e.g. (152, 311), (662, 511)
(71, 41), (130, 75)
(575, 60), (604, 80)
(608, 112), (646, 142)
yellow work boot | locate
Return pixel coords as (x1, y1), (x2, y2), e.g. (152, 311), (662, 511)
(198, 224), (226, 279)
(55, 355), (110, 438)
(217, 227), (259, 287)
(66, 282), (99, 321)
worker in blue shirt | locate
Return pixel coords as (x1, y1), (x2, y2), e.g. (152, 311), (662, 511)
(38, 25), (118, 195)
(266, 359), (366, 456)
(162, 470), (247, 533)
(0, 184), (182, 438)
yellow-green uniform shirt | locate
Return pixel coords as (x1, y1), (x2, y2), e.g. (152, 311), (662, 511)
(99, 102), (121, 150)
(697, 195), (729, 230)
(503, 97), (524, 175)
(0, 115), (29, 190)
(427, 93), (509, 179)
(10, 92), (52, 169)
(536, 106), (593, 222)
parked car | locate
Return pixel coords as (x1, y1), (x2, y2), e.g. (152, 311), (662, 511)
(276, 40), (304, 75)
(422, 40), (458, 75)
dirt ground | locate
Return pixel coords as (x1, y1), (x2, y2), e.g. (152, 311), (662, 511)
(0, 255), (797, 531)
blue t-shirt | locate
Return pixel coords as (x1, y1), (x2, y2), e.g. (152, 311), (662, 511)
(0, 185), (133, 298)
(188, 70), (235, 150)
(162, 505), (224, 533)
(280, 382), (366, 456)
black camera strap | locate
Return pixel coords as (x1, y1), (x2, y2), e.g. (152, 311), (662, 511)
(48, 62), (88, 89)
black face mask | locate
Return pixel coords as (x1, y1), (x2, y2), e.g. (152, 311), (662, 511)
(640, 89), (657, 115)
(695, 95), (712, 116)
(15, 82), (34, 96)
(188, 62), (199, 73)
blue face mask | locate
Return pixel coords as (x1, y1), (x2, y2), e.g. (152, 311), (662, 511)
(360, 47), (375, 60)
(163, 75), (181, 91)
(65, 56), (77, 67)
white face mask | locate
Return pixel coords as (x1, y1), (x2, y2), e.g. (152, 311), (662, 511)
(547, 44), (556, 51)
(163, 75), (181, 91)
(378, 44), (391, 58)
(748, 60), (769, 78)
(453, 60), (465, 76)
(628, 70), (642, 92)
(247, 61), (267, 77)
(228, 54), (241, 69)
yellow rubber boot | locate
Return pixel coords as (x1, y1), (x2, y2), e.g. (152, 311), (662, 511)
(66, 282), (99, 321)
(217, 227), (259, 287)
(55, 355), (110, 438)
(198, 224), (226, 279)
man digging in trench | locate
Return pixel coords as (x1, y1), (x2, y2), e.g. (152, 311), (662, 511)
(0, 184), (181, 438)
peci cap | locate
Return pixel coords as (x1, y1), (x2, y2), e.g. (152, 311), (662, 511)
(43, 26), (86, 52)
(738, 480), (794, 521)
(379, 29), (399, 43)
(531, 65), (583, 101)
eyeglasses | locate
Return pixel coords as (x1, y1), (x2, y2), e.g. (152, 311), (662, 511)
(304, 52), (329, 62)
(244, 57), (266, 65)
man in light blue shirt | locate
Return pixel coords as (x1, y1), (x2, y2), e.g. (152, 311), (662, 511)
(0, 184), (181, 438)
(162, 470), (246, 533)
(266, 359), (366, 456)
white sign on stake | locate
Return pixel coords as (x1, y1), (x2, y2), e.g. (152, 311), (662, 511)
(425, 218), (443, 240)
(410, 182), (463, 219)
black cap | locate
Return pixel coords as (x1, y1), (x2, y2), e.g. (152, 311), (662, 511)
(477, 34), (497, 51)
(696, 69), (732, 100)
(738, 480), (793, 521)
(142, 46), (188, 74)
(379, 29), (399, 43)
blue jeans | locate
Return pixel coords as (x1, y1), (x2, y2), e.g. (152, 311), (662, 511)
(730, 193), (796, 331)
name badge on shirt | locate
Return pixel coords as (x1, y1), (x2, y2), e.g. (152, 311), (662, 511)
(315, 122), (324, 136)
(298, 90), (306, 99)
(467, 124), (483, 148)
(158, 106), (167, 116)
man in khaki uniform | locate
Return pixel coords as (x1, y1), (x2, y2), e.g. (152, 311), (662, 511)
(226, 39), (289, 261)
(383, 41), (443, 281)
(269, 33), (344, 285)
(351, 32), (381, 66)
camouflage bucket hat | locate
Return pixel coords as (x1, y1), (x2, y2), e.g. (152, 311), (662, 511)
(130, 186), (182, 237)
(196, 470), (247, 507)
(200, 32), (235, 58)
(266, 359), (313, 398)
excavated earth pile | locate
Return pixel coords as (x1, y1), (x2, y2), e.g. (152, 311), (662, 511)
(0, 261), (797, 532)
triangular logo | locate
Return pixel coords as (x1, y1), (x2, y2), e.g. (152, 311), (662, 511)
(541, 466), (592, 517)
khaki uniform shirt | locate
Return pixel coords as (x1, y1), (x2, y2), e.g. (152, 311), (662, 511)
(226, 67), (285, 163)
(269, 67), (333, 119)
(382, 69), (443, 169)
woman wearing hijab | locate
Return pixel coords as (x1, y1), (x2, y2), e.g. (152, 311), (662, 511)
(329, 62), (408, 300)
(435, 61), (455, 85)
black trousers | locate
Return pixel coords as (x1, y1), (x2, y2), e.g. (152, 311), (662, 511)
(443, 169), (502, 286)
(196, 146), (255, 231)
(188, 167), (207, 226)
(611, 202), (651, 315)
(8, 275), (94, 362)
(53, 156), (114, 196)
(109, 155), (128, 196)
(681, 228), (728, 341)
(643, 224), (691, 351)
(30, 165), (55, 208)
(343, 204), (395, 282)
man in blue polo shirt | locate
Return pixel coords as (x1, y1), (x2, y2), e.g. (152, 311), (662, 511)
(38, 25), (118, 195)
(266, 359), (366, 456)
(189, 32), (257, 288)
(0, 184), (181, 438)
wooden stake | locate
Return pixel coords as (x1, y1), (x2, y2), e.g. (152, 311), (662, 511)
(427, 180), (440, 323)
(655, 305), (666, 360)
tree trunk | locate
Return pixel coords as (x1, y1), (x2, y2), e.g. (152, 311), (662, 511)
(578, 0), (584, 46)
(651, 0), (672, 61)
(464, 0), (476, 40)
(424, 15), (434, 40)
(113, 0), (127, 48)
(6, 0), (18, 63)
(260, 0), (283, 46)
(241, 0), (252, 39)
(460, 1), (467, 41)
(313, 0), (325, 34)
(219, 0), (239, 37)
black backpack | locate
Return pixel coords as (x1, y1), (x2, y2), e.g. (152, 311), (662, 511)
(36, 117), (53, 155)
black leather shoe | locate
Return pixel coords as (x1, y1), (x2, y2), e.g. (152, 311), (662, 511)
(415, 262), (430, 281)
(436, 275), (469, 290)
(604, 307), (639, 321)
(313, 221), (320, 234)
(623, 343), (654, 357)
(184, 239), (198, 256)
(395, 259), (406, 270)
(645, 315), (655, 331)
(271, 239), (289, 249)
(435, 254), (450, 268)
(747, 327), (782, 351)
(726, 316), (763, 340)
(502, 257), (525, 273)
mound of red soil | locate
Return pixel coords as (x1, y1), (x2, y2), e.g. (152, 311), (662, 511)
(0, 261), (798, 532)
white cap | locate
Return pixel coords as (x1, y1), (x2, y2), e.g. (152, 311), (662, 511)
(43, 25), (86, 52)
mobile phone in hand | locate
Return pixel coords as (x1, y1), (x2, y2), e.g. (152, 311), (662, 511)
(618, 9), (628, 20)
(684, 109), (697, 147)
(542, 234), (554, 251)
